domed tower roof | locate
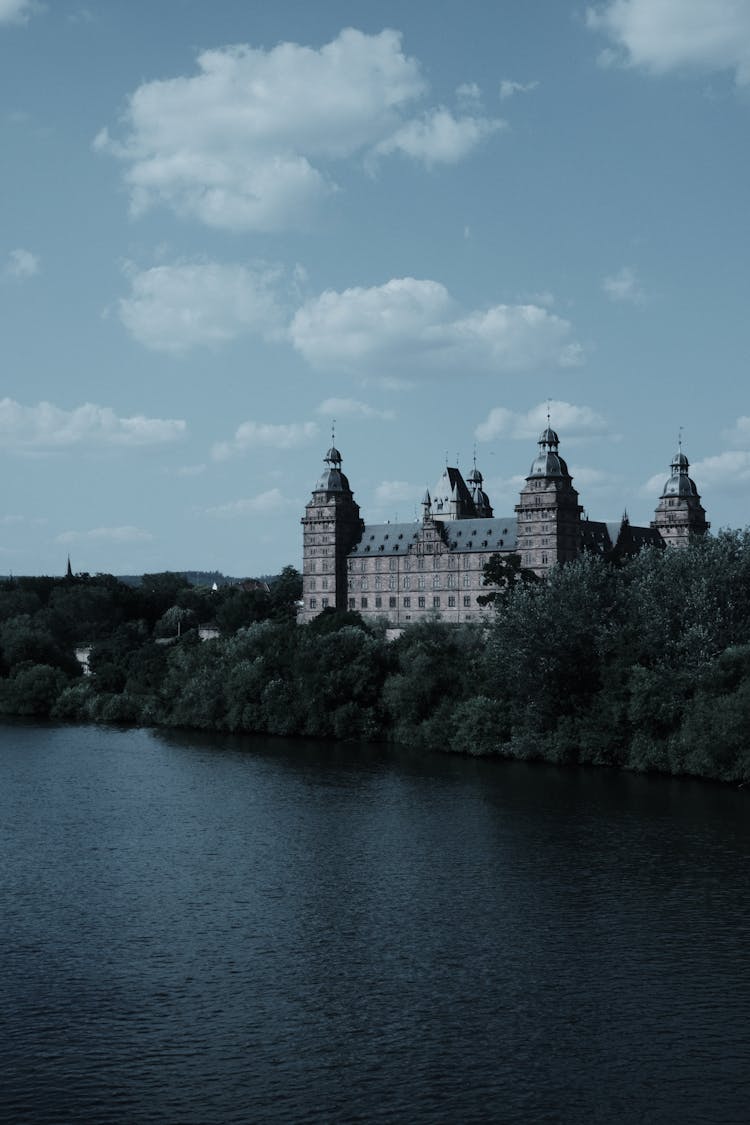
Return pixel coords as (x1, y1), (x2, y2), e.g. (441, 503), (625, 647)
(527, 424), (570, 480)
(660, 446), (698, 498)
(315, 444), (351, 492)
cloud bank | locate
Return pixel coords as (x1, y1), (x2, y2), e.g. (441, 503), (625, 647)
(291, 278), (582, 378)
(118, 260), (284, 353)
(475, 401), (609, 443)
(587, 0), (750, 85)
(212, 420), (319, 461)
(0, 398), (186, 450)
(95, 28), (500, 232)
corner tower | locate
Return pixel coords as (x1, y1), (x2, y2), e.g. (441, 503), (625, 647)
(299, 443), (363, 623)
(515, 427), (583, 577)
(650, 445), (709, 547)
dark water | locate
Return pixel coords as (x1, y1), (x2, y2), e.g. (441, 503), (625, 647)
(1, 723), (748, 1124)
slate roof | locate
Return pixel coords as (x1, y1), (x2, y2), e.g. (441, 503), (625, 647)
(349, 517), (518, 557)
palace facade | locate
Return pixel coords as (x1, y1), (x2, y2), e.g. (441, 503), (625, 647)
(298, 428), (709, 627)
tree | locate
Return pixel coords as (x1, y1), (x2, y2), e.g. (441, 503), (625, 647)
(477, 552), (539, 606)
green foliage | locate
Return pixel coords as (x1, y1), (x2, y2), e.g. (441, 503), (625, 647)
(478, 552), (539, 606)
(4, 542), (750, 784)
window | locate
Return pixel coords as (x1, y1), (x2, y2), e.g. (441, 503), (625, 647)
(448, 596), (456, 608)
(418, 576), (426, 589)
(446, 574), (455, 588)
(432, 575), (441, 589)
(418, 596), (426, 608)
(403, 558), (411, 572)
(402, 576), (411, 590)
(432, 596), (441, 608)
(361, 597), (368, 609)
(388, 576), (396, 590)
(541, 553), (548, 566)
(389, 597), (397, 608)
(389, 558), (397, 571)
(375, 576), (382, 590)
(375, 557), (381, 571)
(375, 596), (382, 608)
(349, 598), (355, 609)
(433, 556), (441, 570)
(463, 596), (471, 607)
(463, 574), (471, 587)
(403, 597), (411, 608)
(360, 578), (368, 591)
(309, 598), (317, 609)
(322, 597), (329, 608)
(309, 579), (316, 591)
(417, 557), (426, 570)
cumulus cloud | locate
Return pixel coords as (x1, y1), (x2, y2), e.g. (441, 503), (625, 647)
(4, 248), (39, 279)
(602, 265), (646, 303)
(315, 397), (394, 421)
(0, 398), (186, 450)
(691, 450), (750, 488)
(95, 28), (500, 232)
(370, 107), (503, 168)
(475, 401), (609, 443)
(56, 526), (153, 545)
(587, 0), (750, 85)
(204, 488), (295, 517)
(212, 420), (318, 461)
(499, 79), (539, 99)
(118, 260), (284, 354)
(0, 0), (42, 25)
(291, 278), (582, 378)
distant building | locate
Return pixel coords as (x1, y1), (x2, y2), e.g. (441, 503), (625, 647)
(298, 430), (709, 626)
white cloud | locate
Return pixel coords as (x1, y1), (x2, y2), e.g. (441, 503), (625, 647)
(118, 260), (284, 354)
(291, 278), (583, 378)
(205, 488), (294, 517)
(587, 0), (750, 85)
(95, 28), (499, 232)
(691, 450), (750, 488)
(4, 248), (39, 279)
(370, 107), (503, 168)
(0, 0), (42, 25)
(212, 420), (318, 461)
(476, 401), (609, 443)
(499, 79), (539, 99)
(603, 265), (645, 303)
(0, 398), (186, 450)
(56, 526), (153, 545)
(721, 415), (750, 446)
(315, 397), (394, 421)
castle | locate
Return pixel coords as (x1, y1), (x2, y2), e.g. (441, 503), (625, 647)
(298, 428), (709, 626)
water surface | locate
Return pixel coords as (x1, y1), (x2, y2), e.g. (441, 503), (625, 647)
(1, 722), (748, 1123)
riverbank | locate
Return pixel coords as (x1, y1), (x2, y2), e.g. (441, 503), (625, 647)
(2, 536), (750, 786)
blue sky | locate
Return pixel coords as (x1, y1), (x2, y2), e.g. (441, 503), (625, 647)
(1, 0), (749, 576)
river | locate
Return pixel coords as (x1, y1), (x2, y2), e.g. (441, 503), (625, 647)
(1, 721), (748, 1123)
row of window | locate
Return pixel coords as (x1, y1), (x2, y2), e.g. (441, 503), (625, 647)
(346, 595), (473, 610)
(347, 554), (474, 574)
(347, 573), (475, 592)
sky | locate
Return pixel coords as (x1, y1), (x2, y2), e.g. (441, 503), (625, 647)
(1, 0), (750, 577)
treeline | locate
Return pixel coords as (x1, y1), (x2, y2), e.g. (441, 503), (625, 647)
(1, 537), (750, 784)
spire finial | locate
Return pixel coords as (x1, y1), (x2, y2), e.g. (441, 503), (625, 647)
(678, 425), (683, 451)
(473, 444), (477, 471)
(547, 398), (551, 426)
(331, 418), (336, 446)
